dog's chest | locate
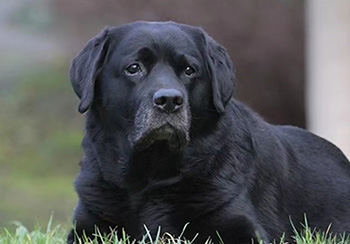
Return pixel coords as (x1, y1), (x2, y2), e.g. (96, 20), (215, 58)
(126, 184), (230, 238)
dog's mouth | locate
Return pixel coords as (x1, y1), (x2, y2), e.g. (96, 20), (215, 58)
(132, 124), (189, 152)
(127, 100), (191, 152)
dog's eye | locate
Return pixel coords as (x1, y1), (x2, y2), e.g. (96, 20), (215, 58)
(184, 66), (196, 77)
(125, 64), (141, 75)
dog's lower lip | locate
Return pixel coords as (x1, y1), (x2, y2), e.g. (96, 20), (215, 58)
(133, 124), (188, 151)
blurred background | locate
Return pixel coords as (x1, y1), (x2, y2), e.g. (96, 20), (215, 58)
(0, 0), (349, 230)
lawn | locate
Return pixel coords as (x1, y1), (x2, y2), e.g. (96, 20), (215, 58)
(0, 62), (81, 228)
(1, 217), (349, 244)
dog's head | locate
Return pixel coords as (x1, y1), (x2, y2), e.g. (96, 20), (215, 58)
(70, 22), (235, 152)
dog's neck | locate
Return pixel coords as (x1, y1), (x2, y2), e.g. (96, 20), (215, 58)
(82, 100), (257, 191)
(83, 110), (185, 190)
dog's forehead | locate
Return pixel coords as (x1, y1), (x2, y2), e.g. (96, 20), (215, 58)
(111, 22), (201, 57)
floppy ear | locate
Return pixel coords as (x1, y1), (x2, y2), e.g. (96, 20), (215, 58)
(205, 35), (236, 115)
(70, 27), (110, 113)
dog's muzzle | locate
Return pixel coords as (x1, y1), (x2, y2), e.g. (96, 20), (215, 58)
(127, 98), (191, 152)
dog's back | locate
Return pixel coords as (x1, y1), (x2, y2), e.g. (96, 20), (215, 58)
(275, 125), (350, 232)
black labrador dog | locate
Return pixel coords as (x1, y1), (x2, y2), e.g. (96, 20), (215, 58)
(67, 21), (350, 243)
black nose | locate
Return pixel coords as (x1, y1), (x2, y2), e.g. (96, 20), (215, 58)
(153, 88), (184, 113)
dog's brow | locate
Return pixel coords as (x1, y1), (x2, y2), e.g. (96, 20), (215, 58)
(138, 47), (157, 63)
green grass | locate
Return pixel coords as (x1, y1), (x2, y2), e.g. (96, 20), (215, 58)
(0, 62), (82, 228)
(1, 217), (349, 244)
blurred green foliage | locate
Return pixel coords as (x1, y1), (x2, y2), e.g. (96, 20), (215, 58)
(0, 59), (83, 229)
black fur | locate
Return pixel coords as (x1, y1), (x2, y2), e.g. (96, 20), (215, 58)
(67, 21), (350, 244)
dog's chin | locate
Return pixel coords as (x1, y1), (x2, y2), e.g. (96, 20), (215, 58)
(133, 124), (189, 152)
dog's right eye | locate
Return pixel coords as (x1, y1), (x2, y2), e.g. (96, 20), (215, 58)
(125, 64), (142, 75)
(184, 66), (196, 77)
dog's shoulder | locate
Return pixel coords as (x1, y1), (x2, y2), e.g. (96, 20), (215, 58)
(227, 101), (350, 175)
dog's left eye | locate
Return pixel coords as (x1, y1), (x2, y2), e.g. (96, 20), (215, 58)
(125, 64), (142, 75)
(184, 66), (196, 77)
